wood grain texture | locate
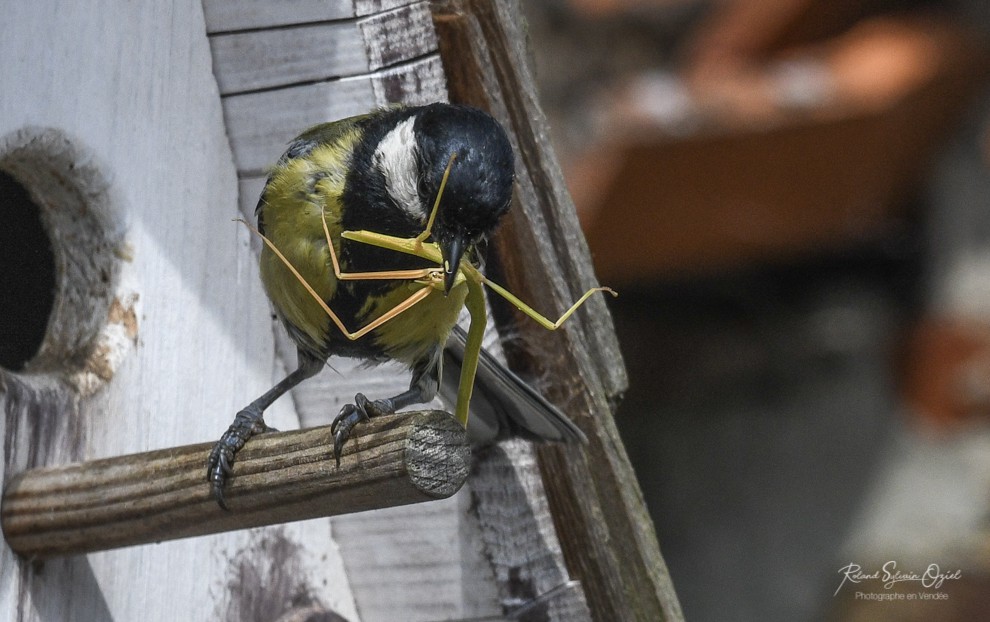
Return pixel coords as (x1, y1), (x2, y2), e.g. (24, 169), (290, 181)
(471, 440), (592, 620)
(223, 54), (446, 175)
(209, 2), (437, 95)
(2, 411), (468, 558)
(203, 0), (415, 33)
(432, 2), (684, 620)
(0, 2), (359, 619)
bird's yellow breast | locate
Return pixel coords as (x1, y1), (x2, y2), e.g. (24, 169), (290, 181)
(256, 128), (464, 362)
(362, 280), (468, 365)
(258, 134), (360, 352)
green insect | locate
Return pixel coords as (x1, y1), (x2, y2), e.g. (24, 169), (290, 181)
(207, 103), (614, 508)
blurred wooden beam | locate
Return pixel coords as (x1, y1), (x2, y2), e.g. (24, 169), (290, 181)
(432, 2), (683, 620)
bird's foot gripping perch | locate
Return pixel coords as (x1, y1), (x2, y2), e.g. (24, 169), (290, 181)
(207, 406), (275, 509)
(331, 393), (395, 466)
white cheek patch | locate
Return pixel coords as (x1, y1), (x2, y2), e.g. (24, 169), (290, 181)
(373, 116), (425, 223)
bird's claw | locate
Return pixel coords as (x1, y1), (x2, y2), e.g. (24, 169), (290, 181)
(206, 407), (270, 510)
(331, 393), (394, 466)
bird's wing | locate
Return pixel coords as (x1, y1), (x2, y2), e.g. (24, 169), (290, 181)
(254, 113), (389, 356)
(440, 325), (587, 445)
(255, 114), (375, 223)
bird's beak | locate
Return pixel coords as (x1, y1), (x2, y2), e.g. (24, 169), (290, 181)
(440, 235), (466, 295)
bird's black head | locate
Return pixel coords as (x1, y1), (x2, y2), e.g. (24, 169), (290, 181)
(412, 104), (514, 293)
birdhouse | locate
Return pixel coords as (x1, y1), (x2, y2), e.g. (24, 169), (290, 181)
(0, 2), (679, 620)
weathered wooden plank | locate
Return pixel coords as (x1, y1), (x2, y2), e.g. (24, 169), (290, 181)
(202, 0), (415, 33)
(238, 176), (267, 221)
(223, 54), (446, 175)
(471, 440), (592, 619)
(2, 411), (469, 558)
(432, 2), (683, 620)
(0, 2), (360, 620)
(332, 493), (503, 621)
(209, 2), (437, 95)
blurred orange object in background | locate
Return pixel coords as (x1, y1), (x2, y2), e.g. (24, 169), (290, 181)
(571, 5), (990, 285)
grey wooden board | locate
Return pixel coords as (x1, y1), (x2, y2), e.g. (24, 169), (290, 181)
(0, 2), (359, 620)
(332, 492), (504, 621)
(239, 176), (267, 222)
(472, 440), (592, 620)
(209, 2), (437, 95)
(202, 0), (416, 33)
(223, 54), (446, 176)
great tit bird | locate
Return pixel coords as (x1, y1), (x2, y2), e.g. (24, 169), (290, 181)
(208, 103), (584, 507)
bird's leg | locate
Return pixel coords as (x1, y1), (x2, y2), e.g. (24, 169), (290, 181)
(330, 346), (442, 465)
(207, 349), (323, 509)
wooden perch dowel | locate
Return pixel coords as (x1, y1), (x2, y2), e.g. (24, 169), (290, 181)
(1, 410), (469, 559)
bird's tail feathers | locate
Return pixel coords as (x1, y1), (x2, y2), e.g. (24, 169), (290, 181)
(440, 325), (587, 446)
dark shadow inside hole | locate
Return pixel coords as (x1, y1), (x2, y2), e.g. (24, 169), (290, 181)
(0, 170), (56, 371)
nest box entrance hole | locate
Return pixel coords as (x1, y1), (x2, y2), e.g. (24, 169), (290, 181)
(0, 170), (56, 371)
(0, 127), (127, 381)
